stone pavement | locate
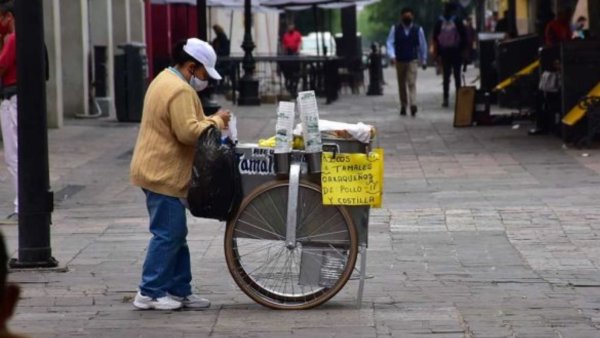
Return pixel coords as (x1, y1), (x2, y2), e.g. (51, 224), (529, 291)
(0, 67), (599, 338)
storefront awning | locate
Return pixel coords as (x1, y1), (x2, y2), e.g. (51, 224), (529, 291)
(207, 0), (262, 6)
(150, 0), (197, 5)
(261, 0), (379, 8)
(150, 0), (379, 8)
(283, 0), (379, 11)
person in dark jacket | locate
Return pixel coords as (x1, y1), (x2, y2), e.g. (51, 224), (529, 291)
(386, 7), (428, 116)
(463, 16), (477, 66)
(211, 24), (231, 87)
(211, 24), (230, 57)
(433, 2), (467, 108)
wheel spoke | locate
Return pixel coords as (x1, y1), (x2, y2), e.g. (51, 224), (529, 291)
(263, 245), (289, 292)
(234, 227), (277, 241)
(237, 240), (281, 258)
(265, 190), (286, 226)
(247, 203), (284, 238)
(245, 244), (286, 282)
(226, 182), (358, 309)
(302, 211), (343, 239)
(296, 230), (350, 242)
(238, 218), (285, 240)
(296, 190), (322, 233)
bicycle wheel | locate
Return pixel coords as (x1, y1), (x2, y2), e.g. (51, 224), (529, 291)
(224, 180), (358, 310)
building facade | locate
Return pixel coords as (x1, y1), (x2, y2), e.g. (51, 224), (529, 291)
(43, 0), (146, 127)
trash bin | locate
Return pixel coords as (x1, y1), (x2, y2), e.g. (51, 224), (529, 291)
(496, 35), (539, 109)
(478, 33), (504, 103)
(114, 43), (148, 122)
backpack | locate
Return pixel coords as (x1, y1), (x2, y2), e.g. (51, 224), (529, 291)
(437, 17), (460, 49)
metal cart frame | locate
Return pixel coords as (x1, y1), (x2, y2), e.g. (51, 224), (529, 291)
(231, 139), (370, 308)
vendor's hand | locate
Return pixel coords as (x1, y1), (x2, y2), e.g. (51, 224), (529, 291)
(390, 58), (396, 66)
(215, 109), (231, 128)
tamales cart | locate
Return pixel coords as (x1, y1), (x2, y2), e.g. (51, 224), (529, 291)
(224, 136), (372, 310)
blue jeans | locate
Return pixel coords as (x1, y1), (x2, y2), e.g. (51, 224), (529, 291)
(139, 189), (192, 299)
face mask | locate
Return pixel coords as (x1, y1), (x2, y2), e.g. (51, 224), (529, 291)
(190, 76), (208, 92)
(402, 17), (413, 26)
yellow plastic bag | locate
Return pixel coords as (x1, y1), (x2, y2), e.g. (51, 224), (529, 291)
(258, 136), (305, 149)
(321, 148), (384, 208)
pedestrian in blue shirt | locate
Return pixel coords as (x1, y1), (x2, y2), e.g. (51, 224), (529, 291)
(387, 7), (428, 117)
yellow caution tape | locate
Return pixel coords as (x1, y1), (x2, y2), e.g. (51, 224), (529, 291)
(494, 60), (541, 91)
(562, 82), (600, 126)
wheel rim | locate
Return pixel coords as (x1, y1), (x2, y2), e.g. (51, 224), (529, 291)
(225, 181), (358, 309)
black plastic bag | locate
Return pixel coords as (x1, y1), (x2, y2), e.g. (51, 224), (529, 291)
(187, 126), (242, 221)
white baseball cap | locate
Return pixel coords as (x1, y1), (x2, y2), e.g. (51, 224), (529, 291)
(183, 38), (222, 80)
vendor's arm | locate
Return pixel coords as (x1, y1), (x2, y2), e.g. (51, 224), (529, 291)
(212, 109), (231, 127)
(168, 90), (225, 146)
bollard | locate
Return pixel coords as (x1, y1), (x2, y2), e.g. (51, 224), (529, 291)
(367, 42), (383, 96)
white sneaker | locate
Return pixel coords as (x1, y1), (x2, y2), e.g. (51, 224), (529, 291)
(168, 293), (211, 309)
(133, 292), (182, 310)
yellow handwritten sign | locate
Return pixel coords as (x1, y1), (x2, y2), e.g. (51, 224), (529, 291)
(321, 149), (384, 208)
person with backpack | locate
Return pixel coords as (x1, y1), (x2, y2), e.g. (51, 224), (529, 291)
(433, 2), (467, 108)
(386, 7), (428, 117)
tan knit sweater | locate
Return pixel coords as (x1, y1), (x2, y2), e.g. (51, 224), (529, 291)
(130, 69), (224, 198)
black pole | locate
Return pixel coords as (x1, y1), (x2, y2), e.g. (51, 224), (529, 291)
(10, 0), (57, 268)
(475, 0), (485, 33)
(238, 0), (260, 105)
(312, 5), (320, 57)
(196, 0), (220, 115)
(197, 0), (207, 40)
(367, 43), (383, 96)
(341, 5), (358, 60)
(241, 0), (255, 79)
(319, 8), (326, 56)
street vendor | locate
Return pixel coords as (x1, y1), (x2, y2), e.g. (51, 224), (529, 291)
(130, 38), (231, 311)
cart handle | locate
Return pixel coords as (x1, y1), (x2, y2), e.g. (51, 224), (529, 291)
(322, 142), (373, 156)
(322, 143), (341, 158)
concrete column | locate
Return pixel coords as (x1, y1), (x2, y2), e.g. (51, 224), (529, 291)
(112, 0), (130, 47)
(60, 0), (89, 117)
(90, 0), (116, 119)
(43, 0), (63, 128)
(130, 0), (146, 43)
